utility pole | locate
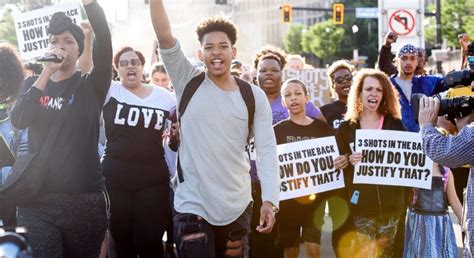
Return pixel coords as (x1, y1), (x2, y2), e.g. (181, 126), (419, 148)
(435, 0), (442, 74)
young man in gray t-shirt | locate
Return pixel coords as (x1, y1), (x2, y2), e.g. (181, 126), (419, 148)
(150, 1), (279, 257)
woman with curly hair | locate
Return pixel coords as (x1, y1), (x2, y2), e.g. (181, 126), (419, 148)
(336, 68), (407, 257)
(0, 43), (26, 226)
(0, 43), (27, 165)
(0, 44), (24, 106)
(0, 43), (25, 156)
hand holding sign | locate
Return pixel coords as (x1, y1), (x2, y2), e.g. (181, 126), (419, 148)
(334, 155), (349, 169)
(354, 130), (433, 189)
(349, 152), (363, 166)
(278, 137), (345, 201)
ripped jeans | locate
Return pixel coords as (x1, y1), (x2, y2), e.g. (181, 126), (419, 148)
(174, 203), (252, 258)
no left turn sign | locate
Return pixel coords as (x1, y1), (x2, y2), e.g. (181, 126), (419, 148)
(389, 9), (415, 36)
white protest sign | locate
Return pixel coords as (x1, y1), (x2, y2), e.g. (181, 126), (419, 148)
(354, 130), (433, 189)
(283, 69), (331, 107)
(246, 140), (256, 161)
(278, 137), (344, 201)
(14, 2), (83, 60)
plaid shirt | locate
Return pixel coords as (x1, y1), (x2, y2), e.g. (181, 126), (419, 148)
(421, 123), (474, 257)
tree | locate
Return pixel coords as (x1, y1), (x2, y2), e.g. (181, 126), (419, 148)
(280, 0), (378, 67)
(0, 9), (18, 46)
(284, 23), (304, 55)
(425, 0), (474, 48)
(302, 20), (345, 65)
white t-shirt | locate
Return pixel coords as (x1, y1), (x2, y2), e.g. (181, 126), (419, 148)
(394, 77), (413, 103)
(103, 81), (177, 179)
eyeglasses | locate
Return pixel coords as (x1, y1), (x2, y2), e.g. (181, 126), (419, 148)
(333, 74), (352, 84)
(119, 59), (141, 67)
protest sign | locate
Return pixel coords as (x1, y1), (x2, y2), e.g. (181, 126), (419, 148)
(283, 69), (331, 107)
(14, 2), (83, 60)
(354, 130), (433, 189)
(246, 140), (256, 161)
(278, 137), (344, 201)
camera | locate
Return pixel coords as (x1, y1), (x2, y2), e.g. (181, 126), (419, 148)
(441, 42), (474, 88)
(413, 42), (474, 121)
(412, 88), (474, 121)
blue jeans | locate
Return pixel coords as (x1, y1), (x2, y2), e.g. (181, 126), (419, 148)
(174, 203), (252, 258)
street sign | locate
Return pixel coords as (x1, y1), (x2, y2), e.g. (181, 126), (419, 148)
(388, 9), (416, 36)
(355, 7), (378, 18)
(378, 0), (424, 50)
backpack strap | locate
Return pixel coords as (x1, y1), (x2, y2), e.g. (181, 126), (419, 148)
(176, 73), (255, 183)
(176, 72), (205, 184)
(178, 72), (205, 124)
(235, 77), (255, 143)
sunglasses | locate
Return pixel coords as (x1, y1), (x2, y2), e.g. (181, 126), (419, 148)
(119, 59), (141, 67)
(333, 74), (353, 84)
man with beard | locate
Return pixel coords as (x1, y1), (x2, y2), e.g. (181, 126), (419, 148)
(150, 1), (279, 257)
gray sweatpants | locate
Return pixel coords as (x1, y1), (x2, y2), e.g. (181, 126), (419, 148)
(17, 192), (108, 258)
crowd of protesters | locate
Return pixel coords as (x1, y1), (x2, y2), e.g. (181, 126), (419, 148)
(0, 0), (473, 257)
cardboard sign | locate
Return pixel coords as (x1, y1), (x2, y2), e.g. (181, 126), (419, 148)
(14, 2), (83, 60)
(278, 137), (344, 201)
(354, 130), (433, 189)
(283, 69), (331, 107)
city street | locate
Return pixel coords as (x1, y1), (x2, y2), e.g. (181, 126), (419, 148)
(298, 204), (464, 257)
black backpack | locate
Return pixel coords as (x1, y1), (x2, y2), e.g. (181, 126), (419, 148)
(176, 71), (255, 183)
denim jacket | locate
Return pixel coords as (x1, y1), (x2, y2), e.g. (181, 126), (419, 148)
(0, 107), (28, 184)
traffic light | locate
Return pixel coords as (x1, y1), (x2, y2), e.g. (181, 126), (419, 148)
(281, 4), (292, 23)
(333, 3), (344, 25)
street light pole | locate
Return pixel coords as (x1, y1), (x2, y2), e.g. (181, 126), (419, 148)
(352, 25), (359, 64)
(325, 27), (330, 67)
(436, 0), (442, 74)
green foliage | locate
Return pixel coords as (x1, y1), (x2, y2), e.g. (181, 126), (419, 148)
(425, 0), (474, 48)
(283, 0), (379, 67)
(284, 23), (304, 55)
(0, 9), (18, 46)
(302, 20), (345, 64)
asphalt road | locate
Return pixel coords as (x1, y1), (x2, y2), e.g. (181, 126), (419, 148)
(299, 204), (463, 258)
